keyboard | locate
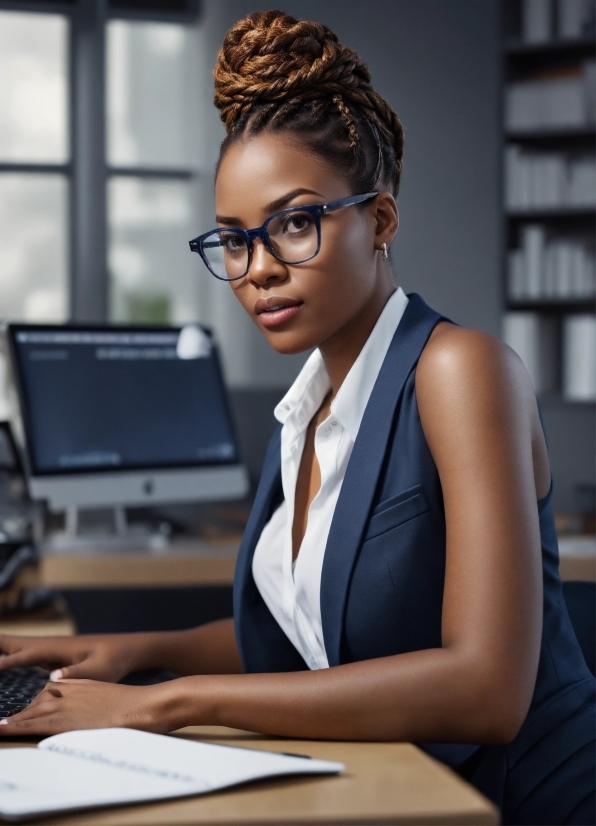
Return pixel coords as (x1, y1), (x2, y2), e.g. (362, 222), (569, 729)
(0, 668), (49, 717)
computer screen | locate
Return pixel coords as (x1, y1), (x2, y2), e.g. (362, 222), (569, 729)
(6, 325), (248, 510)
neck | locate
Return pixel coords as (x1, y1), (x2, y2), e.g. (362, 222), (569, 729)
(319, 278), (397, 398)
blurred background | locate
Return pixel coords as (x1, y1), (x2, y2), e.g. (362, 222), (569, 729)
(0, 0), (593, 633)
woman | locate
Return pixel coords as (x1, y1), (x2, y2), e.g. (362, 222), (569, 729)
(0, 12), (593, 825)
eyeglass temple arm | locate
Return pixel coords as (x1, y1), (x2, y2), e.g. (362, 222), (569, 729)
(322, 191), (378, 215)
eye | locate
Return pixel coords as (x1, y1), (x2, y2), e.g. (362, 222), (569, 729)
(222, 232), (245, 253)
(282, 212), (313, 234)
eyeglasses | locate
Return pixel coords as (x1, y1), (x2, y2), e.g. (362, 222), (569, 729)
(189, 191), (378, 282)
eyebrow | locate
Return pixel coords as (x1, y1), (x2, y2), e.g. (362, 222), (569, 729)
(215, 188), (325, 226)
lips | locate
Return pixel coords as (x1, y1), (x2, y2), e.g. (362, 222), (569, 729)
(254, 296), (304, 328)
(254, 296), (302, 315)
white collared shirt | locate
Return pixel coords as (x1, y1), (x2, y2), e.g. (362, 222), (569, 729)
(252, 287), (409, 670)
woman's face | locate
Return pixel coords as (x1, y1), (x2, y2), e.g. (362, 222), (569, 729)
(214, 132), (397, 355)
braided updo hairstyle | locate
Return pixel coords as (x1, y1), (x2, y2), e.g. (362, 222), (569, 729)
(213, 10), (404, 196)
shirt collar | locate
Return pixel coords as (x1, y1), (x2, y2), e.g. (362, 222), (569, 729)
(331, 287), (409, 441)
(274, 348), (330, 434)
(274, 287), (409, 442)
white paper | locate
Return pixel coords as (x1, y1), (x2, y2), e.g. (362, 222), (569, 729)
(0, 728), (344, 821)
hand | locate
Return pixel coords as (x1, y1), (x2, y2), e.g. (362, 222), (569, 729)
(0, 634), (146, 683)
(0, 679), (173, 736)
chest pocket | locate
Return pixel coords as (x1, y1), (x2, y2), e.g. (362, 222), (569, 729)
(365, 484), (430, 541)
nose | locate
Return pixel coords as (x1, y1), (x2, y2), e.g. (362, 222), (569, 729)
(246, 239), (288, 287)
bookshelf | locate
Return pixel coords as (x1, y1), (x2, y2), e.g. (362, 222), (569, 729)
(501, 0), (595, 526)
(502, 0), (596, 404)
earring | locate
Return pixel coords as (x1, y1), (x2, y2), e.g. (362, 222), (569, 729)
(380, 242), (388, 261)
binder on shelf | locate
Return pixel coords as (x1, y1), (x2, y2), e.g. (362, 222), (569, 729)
(525, 224), (546, 298)
(568, 155), (596, 205)
(522, 0), (553, 42)
(508, 249), (526, 299)
(556, 0), (596, 39)
(562, 314), (596, 400)
(503, 312), (558, 394)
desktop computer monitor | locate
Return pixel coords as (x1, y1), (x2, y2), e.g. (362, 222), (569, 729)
(5, 324), (249, 512)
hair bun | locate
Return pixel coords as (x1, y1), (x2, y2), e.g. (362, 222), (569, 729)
(214, 10), (372, 134)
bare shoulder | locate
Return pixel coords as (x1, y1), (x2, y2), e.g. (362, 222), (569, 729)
(416, 322), (537, 416)
(416, 322), (532, 407)
(415, 322), (550, 499)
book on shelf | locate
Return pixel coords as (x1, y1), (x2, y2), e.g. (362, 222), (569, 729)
(562, 313), (596, 399)
(568, 155), (596, 203)
(505, 147), (596, 209)
(505, 61), (595, 131)
(508, 224), (596, 300)
(520, 0), (596, 42)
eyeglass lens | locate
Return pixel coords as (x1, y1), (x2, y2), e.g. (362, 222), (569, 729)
(202, 209), (319, 280)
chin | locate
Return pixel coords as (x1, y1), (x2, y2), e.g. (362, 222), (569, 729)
(262, 330), (318, 356)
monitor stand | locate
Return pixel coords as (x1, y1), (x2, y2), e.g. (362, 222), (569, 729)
(43, 506), (170, 554)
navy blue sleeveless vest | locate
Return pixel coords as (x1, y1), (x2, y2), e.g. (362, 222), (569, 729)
(233, 294), (595, 824)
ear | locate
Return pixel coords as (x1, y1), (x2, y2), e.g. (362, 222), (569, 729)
(370, 192), (399, 249)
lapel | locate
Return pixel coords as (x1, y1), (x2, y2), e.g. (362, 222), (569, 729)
(233, 427), (282, 613)
(320, 294), (443, 666)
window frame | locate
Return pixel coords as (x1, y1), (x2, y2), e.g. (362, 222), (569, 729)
(0, 0), (200, 323)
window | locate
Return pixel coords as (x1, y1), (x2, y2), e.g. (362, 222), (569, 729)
(107, 19), (200, 324)
(0, 1), (201, 326)
(0, 11), (69, 322)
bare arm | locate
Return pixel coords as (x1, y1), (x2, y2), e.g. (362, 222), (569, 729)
(0, 327), (547, 741)
(0, 618), (243, 681)
(136, 618), (244, 676)
(157, 328), (546, 742)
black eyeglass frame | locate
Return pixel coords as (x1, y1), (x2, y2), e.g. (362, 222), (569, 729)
(189, 191), (379, 281)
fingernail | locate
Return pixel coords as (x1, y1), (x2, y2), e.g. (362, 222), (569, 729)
(0, 719), (8, 725)
(50, 670), (63, 681)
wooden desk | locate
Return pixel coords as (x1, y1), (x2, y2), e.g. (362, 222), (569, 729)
(38, 535), (596, 589)
(0, 616), (75, 637)
(39, 540), (238, 589)
(0, 615), (498, 824)
(0, 726), (498, 825)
